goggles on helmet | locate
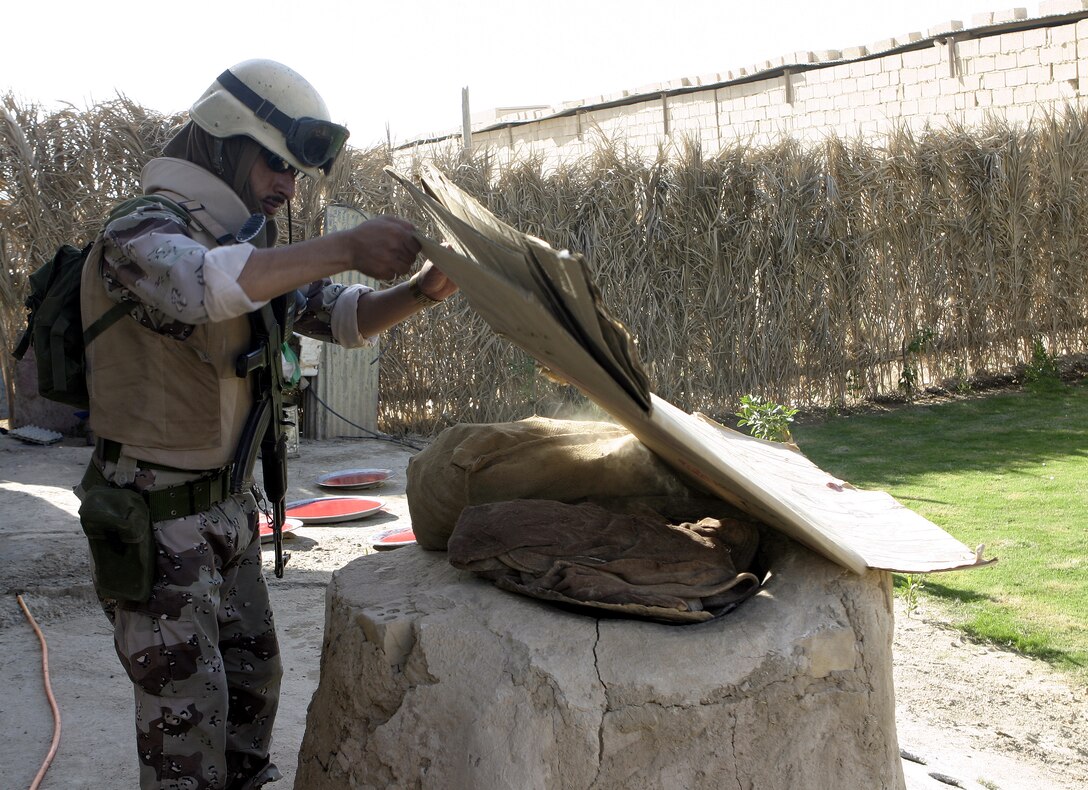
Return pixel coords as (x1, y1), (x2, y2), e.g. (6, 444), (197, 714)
(216, 69), (349, 174)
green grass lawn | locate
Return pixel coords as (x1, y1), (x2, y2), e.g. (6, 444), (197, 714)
(790, 379), (1088, 680)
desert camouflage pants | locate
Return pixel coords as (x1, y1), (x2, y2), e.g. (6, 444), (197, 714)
(101, 490), (282, 790)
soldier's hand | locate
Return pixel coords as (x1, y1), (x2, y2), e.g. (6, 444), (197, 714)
(414, 259), (459, 302)
(347, 216), (421, 280)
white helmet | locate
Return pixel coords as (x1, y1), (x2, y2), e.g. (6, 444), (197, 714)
(190, 59), (349, 179)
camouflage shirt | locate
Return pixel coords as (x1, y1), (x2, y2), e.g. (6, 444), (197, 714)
(100, 200), (374, 346)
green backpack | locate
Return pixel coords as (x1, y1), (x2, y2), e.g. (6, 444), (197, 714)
(12, 243), (134, 408)
(12, 195), (192, 408)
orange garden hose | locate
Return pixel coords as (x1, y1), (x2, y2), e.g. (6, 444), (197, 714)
(16, 594), (61, 790)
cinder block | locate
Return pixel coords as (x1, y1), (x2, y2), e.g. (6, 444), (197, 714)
(1040, 0), (1088, 15)
(1001, 31), (1025, 50)
(992, 8), (1029, 24)
(902, 49), (926, 68)
(1018, 48), (1041, 67)
(896, 32), (924, 45)
(1023, 28), (1048, 48)
(870, 38), (897, 53)
(957, 38), (980, 57)
(996, 53), (1018, 70)
(1005, 105), (1032, 123)
(1054, 61), (1079, 80)
(1037, 44), (1068, 65)
(1035, 82), (1063, 101)
(920, 46), (942, 66)
(993, 87), (1015, 104)
(958, 74), (982, 91)
(927, 20), (964, 37)
(1006, 69), (1029, 87)
(842, 46), (869, 59)
(1049, 24), (1077, 45)
(1027, 64), (1053, 82)
(882, 53), (904, 70)
(814, 49), (843, 62)
(936, 95), (958, 113)
(940, 77), (961, 94)
(984, 71), (1007, 89)
(979, 35), (1003, 55)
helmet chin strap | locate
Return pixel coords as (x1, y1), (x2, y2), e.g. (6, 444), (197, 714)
(212, 138), (226, 176)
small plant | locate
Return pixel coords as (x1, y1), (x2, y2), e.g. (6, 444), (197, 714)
(901, 573), (927, 618)
(1023, 337), (1062, 392)
(735, 394), (799, 442)
(899, 327), (935, 398)
(952, 364), (973, 395)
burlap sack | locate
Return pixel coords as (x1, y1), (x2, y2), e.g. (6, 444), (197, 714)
(406, 416), (700, 550)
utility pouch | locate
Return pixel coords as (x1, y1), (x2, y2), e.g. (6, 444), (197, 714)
(78, 483), (155, 603)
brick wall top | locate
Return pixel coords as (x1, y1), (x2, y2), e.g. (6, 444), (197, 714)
(399, 2), (1088, 149)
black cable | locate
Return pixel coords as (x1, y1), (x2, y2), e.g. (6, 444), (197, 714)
(305, 390), (425, 452)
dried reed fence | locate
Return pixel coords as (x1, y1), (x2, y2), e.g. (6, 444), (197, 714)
(3, 94), (1087, 435)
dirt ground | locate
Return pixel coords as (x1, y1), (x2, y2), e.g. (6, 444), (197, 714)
(1, 433), (1085, 790)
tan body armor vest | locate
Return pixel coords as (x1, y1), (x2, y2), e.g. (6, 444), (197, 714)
(81, 158), (258, 470)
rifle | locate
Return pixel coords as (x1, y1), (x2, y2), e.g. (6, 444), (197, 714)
(233, 294), (292, 577)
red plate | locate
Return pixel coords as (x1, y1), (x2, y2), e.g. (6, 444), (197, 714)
(316, 468), (393, 490)
(258, 516), (303, 542)
(373, 527), (417, 550)
(285, 496), (386, 524)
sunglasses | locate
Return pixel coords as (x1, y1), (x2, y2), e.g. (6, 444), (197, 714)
(262, 149), (300, 178)
(219, 69), (349, 174)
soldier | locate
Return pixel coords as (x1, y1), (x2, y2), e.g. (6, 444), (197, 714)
(77, 59), (456, 789)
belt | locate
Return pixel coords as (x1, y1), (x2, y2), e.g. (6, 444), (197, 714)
(95, 440), (234, 522)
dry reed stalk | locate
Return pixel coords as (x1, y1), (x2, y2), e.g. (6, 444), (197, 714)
(4, 95), (1088, 432)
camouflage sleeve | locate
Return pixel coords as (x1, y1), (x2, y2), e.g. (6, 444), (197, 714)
(100, 203), (254, 338)
(293, 281), (376, 348)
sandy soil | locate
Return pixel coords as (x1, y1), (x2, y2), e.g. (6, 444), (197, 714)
(1, 434), (1085, 790)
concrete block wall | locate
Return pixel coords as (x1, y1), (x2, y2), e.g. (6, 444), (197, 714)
(395, 4), (1088, 170)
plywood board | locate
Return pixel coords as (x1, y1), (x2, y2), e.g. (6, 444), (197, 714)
(390, 167), (994, 575)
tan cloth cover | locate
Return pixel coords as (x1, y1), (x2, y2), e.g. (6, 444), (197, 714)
(448, 499), (762, 623)
(406, 416), (700, 550)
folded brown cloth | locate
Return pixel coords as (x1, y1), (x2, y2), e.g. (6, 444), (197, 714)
(448, 499), (763, 623)
(406, 417), (702, 551)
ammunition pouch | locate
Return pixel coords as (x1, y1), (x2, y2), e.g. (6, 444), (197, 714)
(78, 456), (235, 602)
(78, 464), (155, 603)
